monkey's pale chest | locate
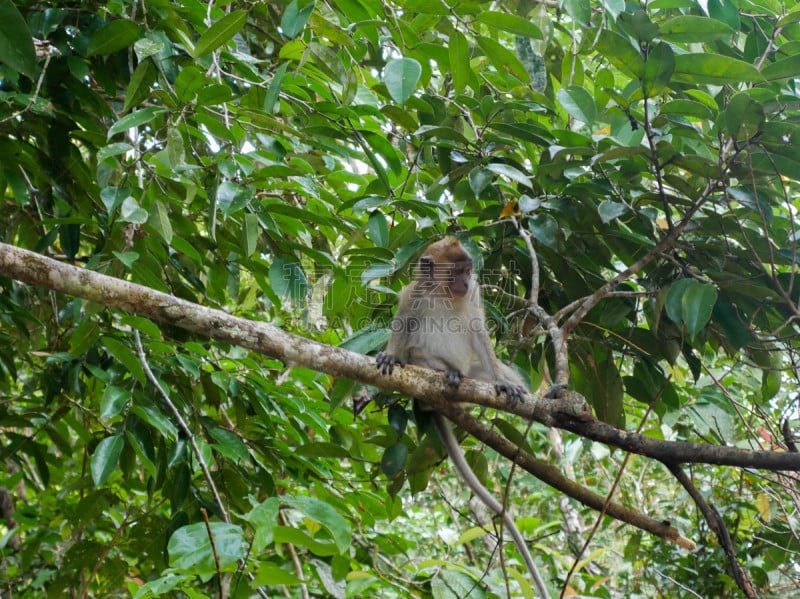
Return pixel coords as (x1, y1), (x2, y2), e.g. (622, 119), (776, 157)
(405, 308), (473, 373)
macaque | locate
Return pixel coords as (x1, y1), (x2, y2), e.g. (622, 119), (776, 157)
(376, 237), (550, 598)
(376, 237), (527, 400)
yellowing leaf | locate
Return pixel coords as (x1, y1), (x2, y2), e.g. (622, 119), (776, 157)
(755, 493), (771, 521)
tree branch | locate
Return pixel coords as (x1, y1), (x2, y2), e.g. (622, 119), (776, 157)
(3, 241), (800, 555)
(2, 242), (799, 475)
(665, 463), (757, 598)
(433, 399), (696, 550)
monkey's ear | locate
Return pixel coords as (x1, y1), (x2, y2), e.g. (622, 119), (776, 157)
(419, 255), (434, 279)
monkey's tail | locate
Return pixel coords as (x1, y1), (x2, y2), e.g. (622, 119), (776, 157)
(433, 414), (552, 599)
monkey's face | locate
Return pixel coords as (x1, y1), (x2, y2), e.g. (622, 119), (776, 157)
(418, 240), (474, 300)
(441, 260), (472, 298)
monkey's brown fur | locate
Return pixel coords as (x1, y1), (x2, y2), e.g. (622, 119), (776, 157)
(377, 237), (550, 597)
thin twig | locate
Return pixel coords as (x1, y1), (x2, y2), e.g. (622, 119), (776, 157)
(134, 330), (229, 521)
(280, 511), (311, 599)
(134, 330), (270, 599)
(665, 463), (757, 598)
(201, 507), (224, 599)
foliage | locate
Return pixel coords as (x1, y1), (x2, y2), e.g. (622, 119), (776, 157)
(2, 0), (800, 597)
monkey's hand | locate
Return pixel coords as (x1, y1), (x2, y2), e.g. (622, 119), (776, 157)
(495, 382), (527, 406)
(376, 352), (406, 376)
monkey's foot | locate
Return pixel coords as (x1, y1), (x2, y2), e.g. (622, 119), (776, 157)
(376, 352), (405, 376)
(445, 369), (463, 387)
(495, 382), (526, 405)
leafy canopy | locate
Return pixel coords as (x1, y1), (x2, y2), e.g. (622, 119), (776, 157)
(2, 0), (800, 597)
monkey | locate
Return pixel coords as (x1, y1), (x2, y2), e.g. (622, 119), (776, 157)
(376, 237), (551, 598)
(376, 237), (527, 400)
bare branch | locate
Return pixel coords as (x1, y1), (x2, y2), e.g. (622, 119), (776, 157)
(2, 242), (800, 474)
(435, 399), (695, 550)
(666, 464), (757, 598)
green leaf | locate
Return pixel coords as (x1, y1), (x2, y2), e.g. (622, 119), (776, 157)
(659, 99), (714, 119)
(295, 442), (352, 458)
(168, 522), (245, 573)
(690, 389), (734, 441)
(762, 54), (800, 81)
(0, 0), (36, 78)
(725, 92), (764, 141)
(307, 41), (346, 84)
(130, 403), (178, 440)
(363, 132), (402, 174)
(477, 35), (530, 83)
(243, 498), (280, 553)
(682, 282), (718, 339)
(91, 435), (124, 486)
(282, 495), (352, 554)
(490, 122), (553, 146)
(556, 85), (597, 125)
(762, 368), (781, 402)
(69, 318), (100, 356)
(449, 29), (470, 93)
(174, 65), (205, 102)
(381, 442), (408, 477)
(242, 213), (259, 257)
(368, 210), (389, 247)
(708, 0), (740, 30)
(107, 107), (166, 138)
(100, 186), (129, 215)
(197, 84), (233, 106)
(339, 326), (391, 354)
(664, 278), (692, 327)
(101, 336), (146, 384)
(619, 10), (659, 42)
(281, 0), (315, 39)
(596, 30), (644, 79)
(134, 37), (165, 60)
(387, 404), (407, 437)
(264, 62), (289, 113)
(59, 224), (80, 261)
(97, 142), (134, 165)
(124, 429), (156, 478)
(100, 386), (132, 421)
(87, 19), (141, 56)
(673, 53), (763, 85)
(658, 15), (735, 42)
(216, 180), (252, 217)
(148, 200), (173, 244)
(361, 261), (395, 286)
(468, 167), (493, 197)
(120, 197), (148, 224)
(269, 259), (308, 300)
(666, 279), (718, 339)
(485, 163), (531, 186)
(112, 251), (139, 268)
(123, 59), (156, 111)
(529, 213), (558, 249)
(194, 10), (248, 58)
(642, 42), (674, 97)
(475, 12), (543, 39)
(253, 563), (300, 586)
(598, 200), (628, 223)
(384, 58), (421, 105)
(208, 426), (250, 463)
(778, 5), (800, 27)
(563, 0), (591, 25)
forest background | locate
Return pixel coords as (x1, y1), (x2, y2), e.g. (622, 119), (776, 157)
(3, 0), (800, 597)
